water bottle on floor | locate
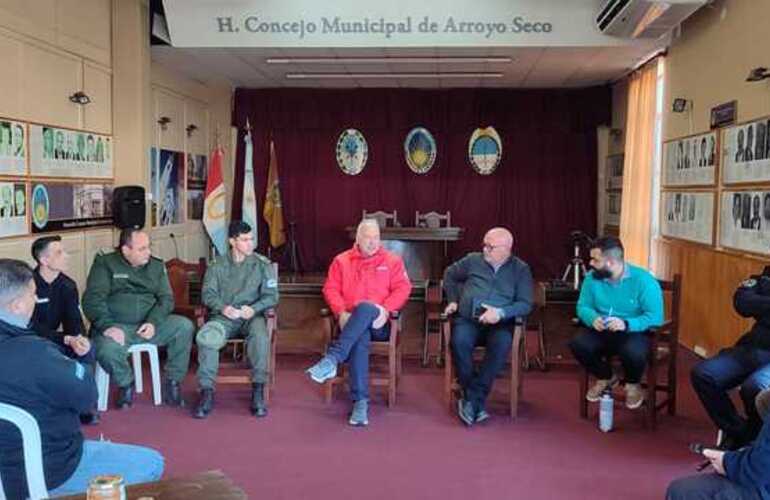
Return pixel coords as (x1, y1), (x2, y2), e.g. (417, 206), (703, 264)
(599, 389), (614, 433)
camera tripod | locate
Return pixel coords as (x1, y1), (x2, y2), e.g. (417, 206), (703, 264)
(561, 241), (588, 290)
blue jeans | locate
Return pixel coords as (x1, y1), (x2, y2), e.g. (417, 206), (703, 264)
(666, 474), (761, 500)
(48, 440), (164, 497)
(326, 303), (390, 402)
(450, 317), (514, 408)
(691, 346), (770, 443)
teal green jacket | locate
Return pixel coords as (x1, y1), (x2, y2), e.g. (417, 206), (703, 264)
(201, 252), (279, 318)
(82, 252), (174, 333)
(576, 263), (664, 332)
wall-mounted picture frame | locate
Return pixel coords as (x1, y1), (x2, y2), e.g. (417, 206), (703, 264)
(606, 154), (624, 189)
(721, 116), (770, 184)
(605, 191), (621, 227)
(662, 131), (718, 187)
(719, 189), (770, 256)
(28, 124), (113, 179)
(0, 181), (27, 237)
(661, 190), (715, 246)
(0, 119), (26, 176)
(30, 181), (113, 234)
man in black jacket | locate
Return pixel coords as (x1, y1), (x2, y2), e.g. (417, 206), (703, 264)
(691, 270), (770, 450)
(443, 227), (534, 426)
(0, 259), (164, 499)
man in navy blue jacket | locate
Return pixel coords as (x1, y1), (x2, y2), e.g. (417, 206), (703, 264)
(0, 259), (164, 499)
(666, 388), (770, 499)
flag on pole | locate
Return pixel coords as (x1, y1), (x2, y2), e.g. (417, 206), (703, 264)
(242, 120), (258, 245)
(203, 143), (227, 256)
(263, 138), (286, 248)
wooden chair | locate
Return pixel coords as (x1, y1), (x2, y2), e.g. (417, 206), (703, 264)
(165, 258), (208, 328)
(422, 280), (444, 366)
(578, 274), (682, 429)
(522, 282), (547, 372)
(320, 308), (403, 407)
(362, 210), (399, 228)
(442, 315), (525, 418)
(415, 210), (451, 228)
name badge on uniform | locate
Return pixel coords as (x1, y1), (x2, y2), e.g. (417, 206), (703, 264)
(113, 273), (129, 279)
(35, 297), (50, 304)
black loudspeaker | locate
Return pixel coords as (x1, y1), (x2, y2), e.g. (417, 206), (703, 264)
(112, 185), (146, 229)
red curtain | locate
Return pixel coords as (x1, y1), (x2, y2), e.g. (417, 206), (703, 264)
(232, 87), (610, 278)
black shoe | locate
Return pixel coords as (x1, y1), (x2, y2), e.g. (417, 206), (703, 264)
(251, 383), (268, 418)
(457, 398), (475, 427)
(164, 379), (185, 407)
(79, 411), (100, 425)
(193, 388), (214, 419)
(116, 385), (133, 410)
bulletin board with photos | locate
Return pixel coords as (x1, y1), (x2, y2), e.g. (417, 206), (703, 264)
(662, 130), (718, 187)
(721, 115), (770, 185)
(661, 190), (715, 246)
(28, 124), (113, 179)
(606, 154), (624, 189)
(604, 190), (621, 227)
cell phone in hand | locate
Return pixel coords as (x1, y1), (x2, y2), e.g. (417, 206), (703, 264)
(689, 443), (717, 455)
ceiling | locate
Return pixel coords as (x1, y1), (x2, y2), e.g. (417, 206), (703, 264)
(151, 41), (666, 89)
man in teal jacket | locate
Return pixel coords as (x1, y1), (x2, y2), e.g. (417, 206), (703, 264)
(193, 221), (279, 419)
(568, 236), (663, 410)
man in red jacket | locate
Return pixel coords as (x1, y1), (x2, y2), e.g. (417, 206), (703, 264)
(306, 219), (412, 426)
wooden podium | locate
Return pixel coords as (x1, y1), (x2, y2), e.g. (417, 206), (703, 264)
(345, 226), (463, 281)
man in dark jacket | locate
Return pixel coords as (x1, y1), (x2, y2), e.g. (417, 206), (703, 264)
(691, 271), (770, 450)
(0, 259), (164, 499)
(666, 389), (770, 500)
(443, 227), (534, 426)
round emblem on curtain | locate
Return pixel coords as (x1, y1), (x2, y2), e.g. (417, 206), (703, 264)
(32, 184), (50, 229)
(335, 128), (369, 175)
(404, 127), (437, 174)
(468, 127), (502, 175)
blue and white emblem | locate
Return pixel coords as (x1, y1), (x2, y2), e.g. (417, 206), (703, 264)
(404, 127), (437, 174)
(468, 127), (502, 175)
(336, 129), (368, 175)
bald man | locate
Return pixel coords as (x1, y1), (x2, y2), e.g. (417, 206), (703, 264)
(443, 227), (534, 426)
(306, 219), (412, 426)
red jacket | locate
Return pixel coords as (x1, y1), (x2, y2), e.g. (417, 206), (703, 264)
(323, 245), (412, 316)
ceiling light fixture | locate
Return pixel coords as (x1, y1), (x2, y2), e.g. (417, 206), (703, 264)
(285, 72), (503, 80)
(268, 56), (512, 65)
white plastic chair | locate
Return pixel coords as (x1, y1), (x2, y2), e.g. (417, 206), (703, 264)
(0, 403), (49, 500)
(96, 343), (162, 411)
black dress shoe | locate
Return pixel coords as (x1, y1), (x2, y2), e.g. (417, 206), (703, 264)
(79, 411), (100, 425)
(457, 398), (475, 427)
(251, 383), (268, 418)
(164, 379), (185, 407)
(193, 389), (214, 419)
(116, 385), (134, 410)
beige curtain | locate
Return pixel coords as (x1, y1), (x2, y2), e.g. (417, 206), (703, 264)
(619, 59), (661, 267)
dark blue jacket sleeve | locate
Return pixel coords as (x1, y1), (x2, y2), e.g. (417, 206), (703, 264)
(40, 343), (97, 413)
(724, 418), (770, 494)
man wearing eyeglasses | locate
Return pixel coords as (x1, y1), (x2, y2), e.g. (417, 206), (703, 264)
(443, 227), (534, 426)
(193, 221), (279, 419)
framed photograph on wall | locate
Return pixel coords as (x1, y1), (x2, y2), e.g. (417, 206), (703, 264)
(29, 124), (113, 179)
(0, 181), (27, 237)
(30, 181), (113, 233)
(719, 189), (770, 255)
(721, 116), (770, 184)
(661, 191), (715, 245)
(662, 131), (718, 187)
(606, 154), (624, 189)
(150, 148), (185, 226)
(0, 119), (26, 176)
(605, 191), (621, 227)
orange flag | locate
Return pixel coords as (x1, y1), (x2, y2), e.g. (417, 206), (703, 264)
(263, 139), (286, 247)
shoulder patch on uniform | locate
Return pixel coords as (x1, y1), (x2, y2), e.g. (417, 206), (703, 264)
(266, 278), (277, 288)
(741, 278), (758, 288)
(74, 361), (85, 380)
(255, 254), (271, 265)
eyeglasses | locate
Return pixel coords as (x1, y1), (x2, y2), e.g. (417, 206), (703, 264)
(482, 243), (506, 251)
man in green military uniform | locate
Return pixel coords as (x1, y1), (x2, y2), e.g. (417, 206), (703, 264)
(83, 228), (194, 409)
(193, 221), (279, 419)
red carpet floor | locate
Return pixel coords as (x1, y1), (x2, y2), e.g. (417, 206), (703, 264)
(85, 352), (718, 500)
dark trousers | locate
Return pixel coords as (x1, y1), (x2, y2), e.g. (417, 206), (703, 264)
(326, 303), (389, 402)
(450, 317), (513, 408)
(568, 328), (650, 383)
(691, 346), (770, 443)
(666, 474), (761, 500)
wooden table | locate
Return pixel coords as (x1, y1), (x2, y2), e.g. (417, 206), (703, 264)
(345, 226), (463, 281)
(56, 470), (246, 499)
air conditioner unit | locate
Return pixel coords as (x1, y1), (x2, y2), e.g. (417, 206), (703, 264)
(596, 0), (709, 38)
